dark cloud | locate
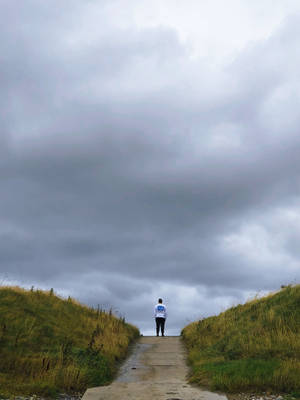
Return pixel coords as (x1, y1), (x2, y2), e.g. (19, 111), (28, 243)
(1, 0), (300, 334)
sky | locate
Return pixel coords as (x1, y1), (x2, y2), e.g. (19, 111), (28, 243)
(1, 0), (300, 335)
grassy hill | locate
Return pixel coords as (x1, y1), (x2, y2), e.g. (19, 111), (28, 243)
(182, 284), (300, 395)
(0, 286), (140, 397)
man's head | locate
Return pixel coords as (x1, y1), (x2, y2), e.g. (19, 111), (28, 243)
(158, 298), (163, 304)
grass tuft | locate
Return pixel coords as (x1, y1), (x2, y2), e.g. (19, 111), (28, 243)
(0, 286), (140, 397)
(182, 284), (300, 393)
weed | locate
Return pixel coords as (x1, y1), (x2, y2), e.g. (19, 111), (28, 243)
(0, 286), (139, 397)
(182, 285), (300, 393)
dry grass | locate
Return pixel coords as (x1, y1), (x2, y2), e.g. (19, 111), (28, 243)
(182, 285), (300, 394)
(0, 286), (140, 397)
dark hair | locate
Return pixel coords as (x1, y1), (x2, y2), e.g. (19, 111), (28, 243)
(158, 298), (163, 303)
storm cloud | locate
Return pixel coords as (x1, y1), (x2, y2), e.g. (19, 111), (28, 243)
(1, 0), (300, 334)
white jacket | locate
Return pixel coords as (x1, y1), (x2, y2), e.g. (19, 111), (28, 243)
(154, 303), (167, 319)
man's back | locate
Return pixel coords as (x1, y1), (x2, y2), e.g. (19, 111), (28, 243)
(154, 303), (167, 319)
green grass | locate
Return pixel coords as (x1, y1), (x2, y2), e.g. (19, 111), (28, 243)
(0, 286), (140, 397)
(181, 284), (300, 393)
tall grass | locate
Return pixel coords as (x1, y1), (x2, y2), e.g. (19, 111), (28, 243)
(0, 286), (140, 397)
(182, 285), (300, 394)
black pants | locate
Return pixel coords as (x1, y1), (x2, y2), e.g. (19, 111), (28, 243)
(155, 317), (165, 336)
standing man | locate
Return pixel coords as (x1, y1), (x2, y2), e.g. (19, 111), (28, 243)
(154, 298), (167, 337)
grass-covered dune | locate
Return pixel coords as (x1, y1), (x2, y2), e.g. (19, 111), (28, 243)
(0, 286), (140, 397)
(182, 285), (300, 394)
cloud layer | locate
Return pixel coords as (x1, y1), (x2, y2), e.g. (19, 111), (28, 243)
(1, 0), (300, 334)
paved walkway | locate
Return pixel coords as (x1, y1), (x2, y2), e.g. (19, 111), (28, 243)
(82, 336), (228, 400)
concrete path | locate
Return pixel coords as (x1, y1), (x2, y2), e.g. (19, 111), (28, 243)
(82, 336), (228, 400)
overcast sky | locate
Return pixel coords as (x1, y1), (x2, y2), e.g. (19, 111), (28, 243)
(1, 0), (300, 335)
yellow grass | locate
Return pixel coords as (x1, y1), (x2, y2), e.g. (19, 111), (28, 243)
(182, 285), (300, 394)
(0, 286), (140, 397)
